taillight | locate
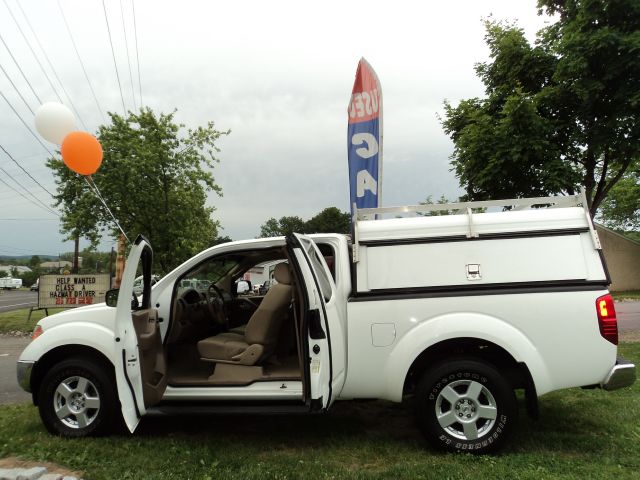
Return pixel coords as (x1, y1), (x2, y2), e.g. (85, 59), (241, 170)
(32, 325), (43, 340)
(596, 294), (618, 345)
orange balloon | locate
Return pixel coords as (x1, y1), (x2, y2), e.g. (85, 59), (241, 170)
(60, 131), (103, 175)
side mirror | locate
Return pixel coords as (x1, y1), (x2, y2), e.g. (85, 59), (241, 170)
(105, 289), (119, 307)
(234, 280), (251, 295)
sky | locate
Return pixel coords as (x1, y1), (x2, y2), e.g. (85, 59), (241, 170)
(0, 0), (553, 257)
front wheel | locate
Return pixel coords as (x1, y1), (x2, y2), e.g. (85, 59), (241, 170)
(38, 357), (119, 437)
(414, 358), (517, 454)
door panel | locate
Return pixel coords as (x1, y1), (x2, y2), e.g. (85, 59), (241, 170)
(114, 236), (165, 432)
(132, 309), (167, 407)
(289, 233), (340, 409)
(291, 248), (331, 408)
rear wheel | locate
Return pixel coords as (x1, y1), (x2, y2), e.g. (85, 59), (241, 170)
(414, 358), (517, 453)
(38, 357), (118, 437)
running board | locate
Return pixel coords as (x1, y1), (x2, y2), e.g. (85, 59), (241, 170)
(145, 401), (313, 416)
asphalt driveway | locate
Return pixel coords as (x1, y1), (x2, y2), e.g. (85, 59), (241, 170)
(0, 290), (37, 313)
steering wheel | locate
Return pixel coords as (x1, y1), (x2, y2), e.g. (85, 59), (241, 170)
(205, 283), (228, 326)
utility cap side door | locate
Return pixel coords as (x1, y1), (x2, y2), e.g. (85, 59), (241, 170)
(288, 233), (334, 410)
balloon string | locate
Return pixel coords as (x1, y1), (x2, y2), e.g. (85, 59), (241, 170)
(83, 175), (130, 243)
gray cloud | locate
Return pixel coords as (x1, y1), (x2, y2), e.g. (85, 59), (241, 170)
(0, 0), (550, 254)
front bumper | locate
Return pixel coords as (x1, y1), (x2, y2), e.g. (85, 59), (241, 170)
(601, 357), (636, 391)
(16, 360), (34, 393)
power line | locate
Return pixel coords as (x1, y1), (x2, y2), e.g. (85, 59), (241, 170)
(57, 0), (106, 124)
(0, 132), (56, 199)
(132, 0), (142, 106)
(0, 184), (49, 200)
(0, 178), (52, 201)
(102, 0), (127, 116)
(0, 159), (59, 217)
(0, 175), (57, 215)
(2, 0), (64, 104)
(0, 30), (42, 105)
(0, 196), (56, 211)
(0, 62), (35, 115)
(14, 0), (89, 131)
(119, 0), (136, 111)
(0, 89), (55, 159)
(0, 164), (58, 216)
(0, 218), (58, 221)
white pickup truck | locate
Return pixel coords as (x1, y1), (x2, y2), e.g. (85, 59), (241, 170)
(17, 194), (636, 453)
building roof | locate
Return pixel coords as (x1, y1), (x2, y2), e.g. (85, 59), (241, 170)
(0, 265), (32, 274)
(40, 261), (73, 268)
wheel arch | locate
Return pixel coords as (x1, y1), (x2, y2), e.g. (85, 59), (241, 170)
(380, 312), (550, 416)
(30, 344), (115, 405)
(402, 337), (539, 418)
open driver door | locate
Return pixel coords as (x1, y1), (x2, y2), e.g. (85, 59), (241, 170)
(112, 235), (167, 431)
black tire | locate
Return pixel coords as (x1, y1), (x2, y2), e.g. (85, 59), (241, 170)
(38, 357), (119, 437)
(414, 357), (517, 454)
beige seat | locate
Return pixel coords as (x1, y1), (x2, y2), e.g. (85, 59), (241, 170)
(197, 263), (292, 365)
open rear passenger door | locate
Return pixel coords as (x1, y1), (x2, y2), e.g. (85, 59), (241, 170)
(288, 233), (338, 410)
(113, 236), (167, 432)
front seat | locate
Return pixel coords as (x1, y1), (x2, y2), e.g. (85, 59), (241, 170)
(197, 262), (292, 365)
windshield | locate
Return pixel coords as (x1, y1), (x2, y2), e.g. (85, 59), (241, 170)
(177, 257), (240, 296)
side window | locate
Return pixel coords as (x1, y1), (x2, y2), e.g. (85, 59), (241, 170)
(301, 239), (334, 302)
(316, 243), (336, 280)
(131, 245), (153, 310)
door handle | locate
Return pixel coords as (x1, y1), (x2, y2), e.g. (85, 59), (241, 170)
(309, 309), (326, 340)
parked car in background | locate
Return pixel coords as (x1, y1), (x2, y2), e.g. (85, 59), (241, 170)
(30, 281), (39, 291)
(0, 277), (22, 290)
(133, 274), (159, 295)
(258, 279), (275, 295)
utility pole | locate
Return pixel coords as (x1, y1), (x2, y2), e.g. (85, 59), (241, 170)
(114, 234), (126, 288)
(109, 246), (114, 288)
(72, 235), (79, 274)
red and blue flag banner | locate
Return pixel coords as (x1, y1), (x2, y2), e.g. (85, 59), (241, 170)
(348, 57), (382, 216)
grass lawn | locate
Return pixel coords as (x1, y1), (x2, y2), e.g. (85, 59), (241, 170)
(0, 308), (64, 335)
(611, 290), (640, 301)
(0, 343), (638, 480)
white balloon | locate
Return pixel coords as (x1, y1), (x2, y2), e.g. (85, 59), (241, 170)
(34, 102), (76, 144)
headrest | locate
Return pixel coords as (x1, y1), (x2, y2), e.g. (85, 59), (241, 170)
(274, 262), (291, 285)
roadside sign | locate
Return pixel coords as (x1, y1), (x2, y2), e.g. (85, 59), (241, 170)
(38, 274), (110, 308)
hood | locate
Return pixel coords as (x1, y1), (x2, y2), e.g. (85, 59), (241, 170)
(38, 303), (116, 332)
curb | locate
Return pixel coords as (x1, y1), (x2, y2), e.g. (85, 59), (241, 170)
(0, 466), (81, 480)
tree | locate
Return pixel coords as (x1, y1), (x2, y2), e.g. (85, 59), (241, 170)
(259, 216), (307, 238)
(598, 161), (640, 233)
(29, 255), (41, 268)
(48, 108), (230, 273)
(258, 207), (352, 238)
(210, 235), (232, 247)
(306, 207), (351, 234)
(442, 0), (640, 216)
(418, 195), (459, 216)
